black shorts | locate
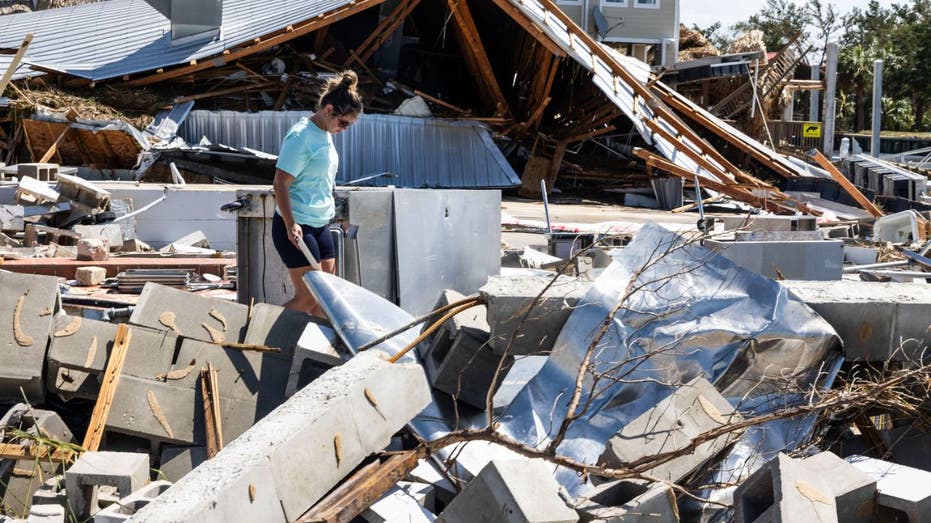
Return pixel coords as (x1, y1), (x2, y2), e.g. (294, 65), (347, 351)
(272, 213), (336, 268)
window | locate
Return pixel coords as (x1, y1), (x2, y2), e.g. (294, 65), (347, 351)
(634, 0), (660, 7)
(603, 0), (628, 5)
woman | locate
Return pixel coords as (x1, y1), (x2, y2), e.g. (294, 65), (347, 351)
(272, 70), (363, 316)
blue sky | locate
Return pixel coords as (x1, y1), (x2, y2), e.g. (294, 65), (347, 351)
(680, 0), (897, 32)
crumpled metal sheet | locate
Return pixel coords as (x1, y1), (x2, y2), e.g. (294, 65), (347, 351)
(305, 222), (842, 508)
(494, 222), (842, 493)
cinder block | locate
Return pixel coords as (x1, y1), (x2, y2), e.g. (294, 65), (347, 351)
(157, 446), (207, 483)
(129, 283), (249, 344)
(480, 275), (590, 355)
(287, 322), (343, 396)
(72, 225), (123, 251)
(802, 452), (876, 522)
(430, 330), (511, 410)
(16, 176), (60, 205)
(130, 350), (431, 523)
(847, 455), (931, 523)
(31, 476), (66, 507)
(783, 280), (931, 362)
(437, 459), (578, 523)
(0, 272), (61, 403)
(77, 238), (109, 261)
(734, 453), (838, 523)
(26, 503), (65, 523)
(362, 482), (436, 522)
(64, 451), (149, 519)
(75, 266), (107, 286)
(575, 479), (678, 523)
(55, 173), (110, 210)
(242, 303), (316, 357)
(600, 377), (743, 483)
(17, 163), (58, 182)
(91, 480), (172, 523)
(105, 376), (198, 445)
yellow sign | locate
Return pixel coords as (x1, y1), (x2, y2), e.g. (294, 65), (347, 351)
(803, 122), (822, 138)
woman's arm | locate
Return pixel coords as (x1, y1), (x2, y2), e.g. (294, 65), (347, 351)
(273, 169), (303, 246)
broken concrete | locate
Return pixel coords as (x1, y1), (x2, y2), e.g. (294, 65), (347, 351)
(16, 176), (60, 205)
(129, 350), (431, 523)
(72, 224), (124, 251)
(782, 280), (931, 362)
(129, 283), (249, 344)
(734, 453), (838, 523)
(429, 329), (511, 410)
(847, 455), (931, 523)
(75, 266), (107, 286)
(0, 205), (24, 231)
(92, 480), (172, 523)
(157, 446), (207, 483)
(802, 452), (876, 523)
(599, 377), (743, 483)
(437, 459), (578, 523)
(55, 172), (111, 210)
(64, 451), (149, 519)
(0, 272), (61, 403)
(77, 238), (109, 261)
(574, 479), (678, 523)
(480, 275), (590, 355)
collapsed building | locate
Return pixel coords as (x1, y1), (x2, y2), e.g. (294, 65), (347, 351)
(0, 0), (930, 522)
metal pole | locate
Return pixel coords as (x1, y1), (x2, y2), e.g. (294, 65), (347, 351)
(821, 42), (838, 155)
(809, 61), (821, 122)
(871, 59), (883, 157)
(750, 59), (759, 119)
(540, 179), (553, 234)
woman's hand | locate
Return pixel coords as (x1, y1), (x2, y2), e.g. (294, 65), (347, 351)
(290, 222), (303, 247)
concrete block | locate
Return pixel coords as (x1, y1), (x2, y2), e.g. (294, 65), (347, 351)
(157, 446), (207, 483)
(847, 455), (931, 523)
(129, 283), (249, 344)
(31, 476), (67, 508)
(242, 302), (315, 357)
(599, 377), (743, 483)
(64, 451), (149, 519)
(55, 173), (110, 210)
(782, 280), (931, 362)
(72, 225), (124, 251)
(130, 350), (431, 523)
(91, 481), (172, 523)
(734, 453), (838, 523)
(492, 355), (547, 415)
(0, 272), (61, 403)
(480, 275), (591, 355)
(17, 163), (58, 181)
(287, 322), (343, 396)
(77, 238), (109, 261)
(16, 176), (60, 205)
(362, 482), (436, 522)
(0, 204), (24, 231)
(437, 459), (578, 523)
(722, 215), (817, 232)
(407, 459), (458, 507)
(704, 238), (844, 280)
(105, 376), (198, 445)
(26, 503), (65, 523)
(75, 266), (107, 286)
(430, 330), (511, 410)
(801, 452), (876, 522)
(575, 480), (678, 523)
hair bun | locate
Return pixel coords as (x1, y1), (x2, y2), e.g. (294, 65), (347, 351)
(338, 70), (359, 91)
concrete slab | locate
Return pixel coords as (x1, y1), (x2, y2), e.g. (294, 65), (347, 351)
(480, 275), (590, 355)
(575, 479), (678, 523)
(64, 451), (149, 519)
(437, 459), (578, 523)
(802, 452), (876, 522)
(242, 303), (316, 357)
(157, 446), (207, 483)
(129, 350), (431, 523)
(0, 204), (24, 231)
(782, 280), (931, 362)
(91, 480), (172, 523)
(430, 330), (511, 410)
(704, 238), (843, 280)
(599, 377), (743, 483)
(0, 272), (61, 403)
(734, 453), (838, 523)
(129, 283), (249, 344)
(847, 455), (931, 523)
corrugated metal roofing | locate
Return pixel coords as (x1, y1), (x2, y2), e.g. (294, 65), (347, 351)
(0, 0), (354, 81)
(179, 110), (520, 188)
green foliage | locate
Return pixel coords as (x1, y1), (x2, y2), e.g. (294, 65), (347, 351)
(731, 0), (811, 50)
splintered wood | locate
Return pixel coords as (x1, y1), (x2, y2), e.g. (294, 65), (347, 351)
(298, 451), (419, 523)
(82, 324), (132, 452)
(201, 362), (223, 458)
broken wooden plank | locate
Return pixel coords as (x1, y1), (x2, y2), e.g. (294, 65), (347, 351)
(298, 451), (419, 523)
(346, 0), (423, 67)
(82, 324), (132, 452)
(446, 0), (511, 118)
(201, 362), (223, 458)
(0, 34), (32, 97)
(809, 149), (884, 218)
(0, 443), (76, 463)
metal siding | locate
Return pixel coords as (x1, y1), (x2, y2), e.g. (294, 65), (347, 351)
(601, 1), (676, 40)
(0, 0), (356, 81)
(179, 110), (520, 188)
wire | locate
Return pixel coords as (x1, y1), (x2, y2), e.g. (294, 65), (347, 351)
(357, 296), (483, 352)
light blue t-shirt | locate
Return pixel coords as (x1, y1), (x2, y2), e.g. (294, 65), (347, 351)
(275, 116), (338, 227)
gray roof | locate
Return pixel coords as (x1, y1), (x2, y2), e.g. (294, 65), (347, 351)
(0, 0), (352, 81)
(180, 110), (520, 188)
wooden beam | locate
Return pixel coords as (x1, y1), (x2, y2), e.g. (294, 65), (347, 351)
(347, 0), (423, 67)
(446, 0), (511, 117)
(810, 150), (884, 218)
(0, 443), (76, 463)
(171, 82), (279, 104)
(201, 362), (223, 458)
(126, 0), (386, 87)
(298, 451), (419, 523)
(0, 33), (32, 97)
(413, 89), (468, 116)
(486, 0), (564, 58)
(82, 324), (132, 452)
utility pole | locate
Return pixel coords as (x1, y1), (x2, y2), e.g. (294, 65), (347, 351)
(821, 42), (838, 156)
(871, 59), (883, 157)
(809, 62), (820, 122)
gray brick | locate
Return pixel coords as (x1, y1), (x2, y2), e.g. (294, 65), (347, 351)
(847, 455), (931, 523)
(64, 451), (149, 519)
(734, 453), (838, 523)
(575, 479), (678, 523)
(129, 283), (249, 344)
